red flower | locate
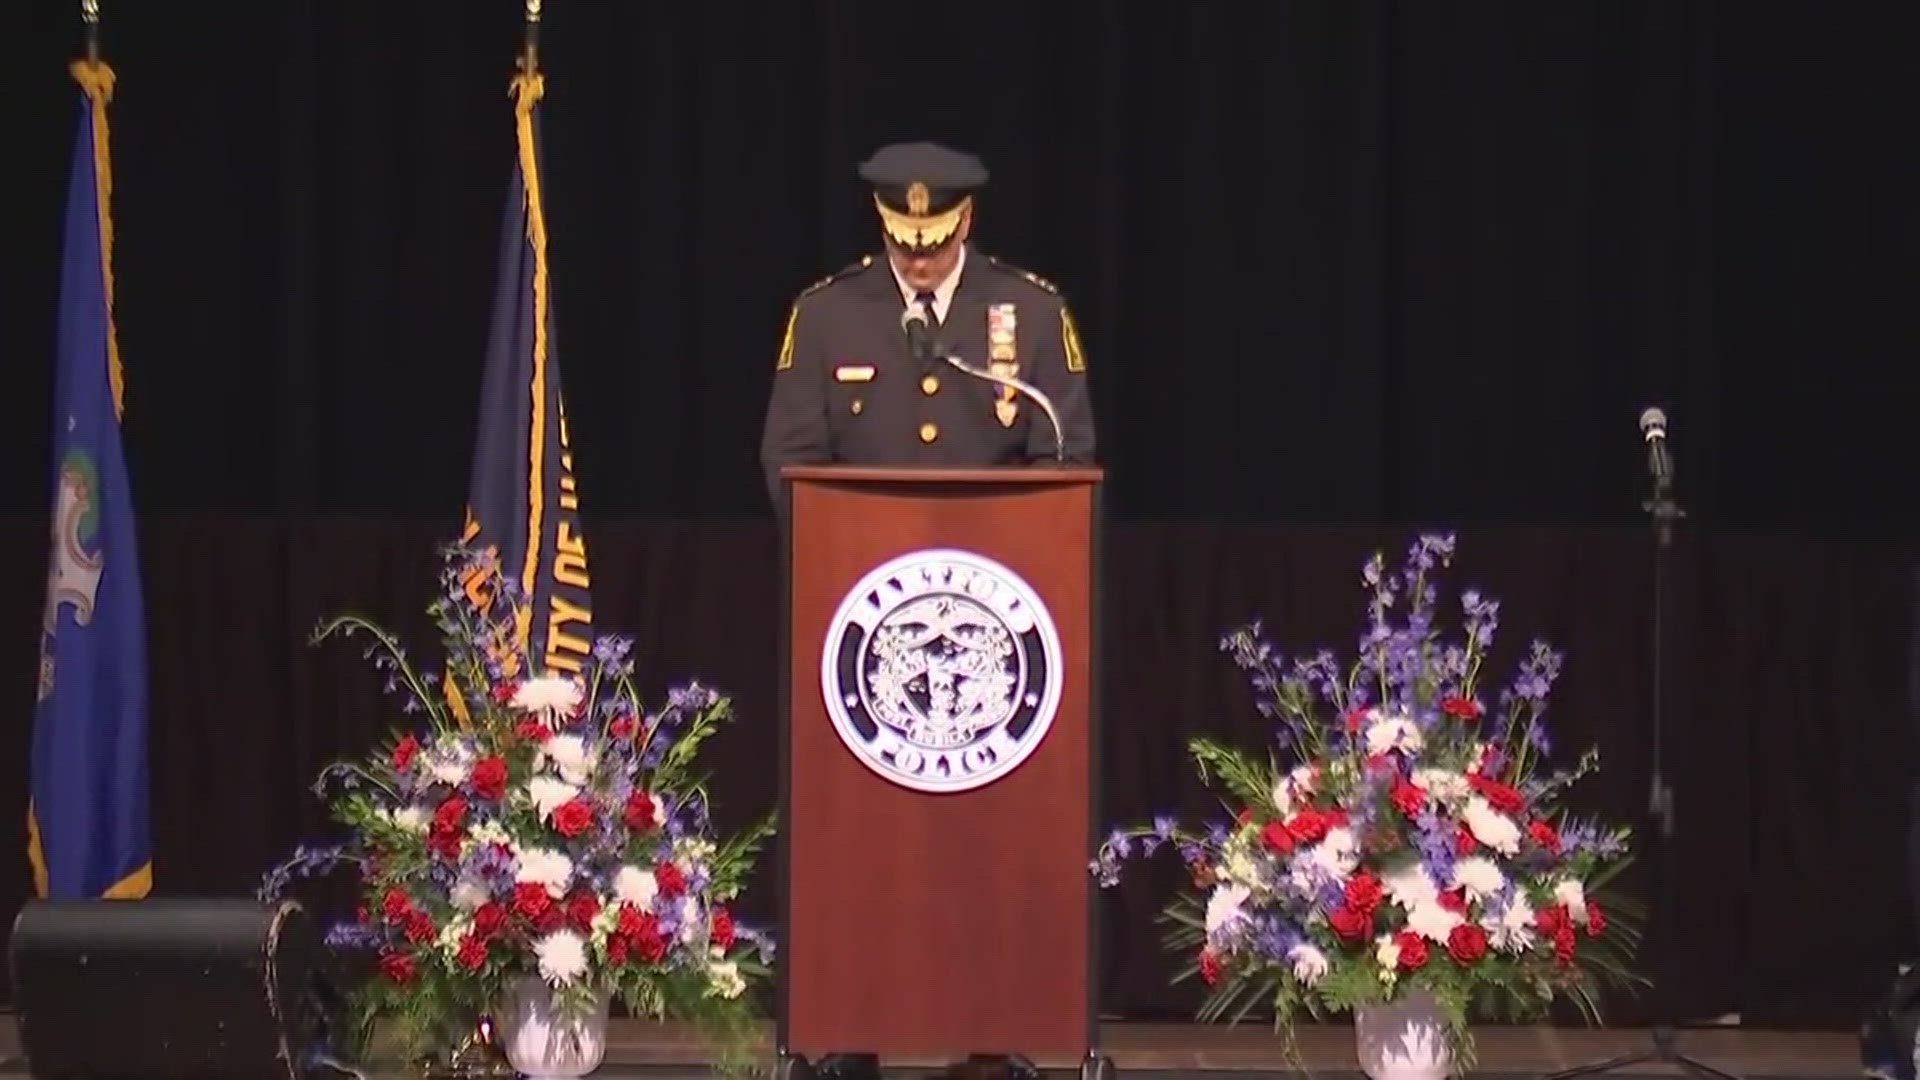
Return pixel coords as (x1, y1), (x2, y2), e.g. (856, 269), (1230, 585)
(566, 890), (602, 930)
(1260, 821), (1295, 855)
(608, 935), (630, 965)
(428, 830), (464, 861)
(1468, 775), (1525, 814)
(491, 682), (518, 705)
(1454, 825), (1479, 856)
(1328, 904), (1372, 943)
(535, 904), (566, 933)
(1436, 887), (1468, 914)
(356, 904), (371, 925)
(515, 719), (552, 743)
(1535, 903), (1569, 937)
(711, 908), (737, 950)
(1441, 696), (1483, 720)
(610, 714), (636, 740)
(655, 862), (687, 897)
(474, 901), (508, 937)
(1390, 777), (1427, 817)
(1286, 809), (1332, 846)
(1554, 925), (1578, 966)
(382, 886), (412, 922)
(1235, 808), (1255, 827)
(1394, 931), (1429, 970)
(433, 796), (469, 832)
(552, 798), (596, 838)
(471, 756), (509, 801)
(392, 734), (420, 771)
(457, 933), (489, 971)
(379, 950), (416, 984)
(1586, 901), (1607, 937)
(403, 910), (435, 945)
(1345, 707), (1368, 733)
(624, 909), (668, 963)
(513, 882), (552, 920)
(1528, 818), (1560, 852)
(1447, 923), (1489, 964)
(1199, 950), (1223, 985)
(1344, 871), (1384, 916)
(623, 791), (659, 831)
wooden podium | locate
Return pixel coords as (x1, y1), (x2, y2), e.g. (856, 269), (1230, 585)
(775, 465), (1108, 1076)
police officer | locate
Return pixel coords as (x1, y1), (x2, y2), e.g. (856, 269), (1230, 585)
(759, 142), (1097, 506)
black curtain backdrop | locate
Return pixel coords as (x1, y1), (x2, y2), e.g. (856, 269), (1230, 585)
(1, 0), (1916, 1031)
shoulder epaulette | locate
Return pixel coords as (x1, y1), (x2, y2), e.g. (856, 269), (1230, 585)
(796, 254), (877, 301)
(985, 253), (1061, 295)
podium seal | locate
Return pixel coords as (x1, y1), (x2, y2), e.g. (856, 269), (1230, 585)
(820, 547), (1063, 794)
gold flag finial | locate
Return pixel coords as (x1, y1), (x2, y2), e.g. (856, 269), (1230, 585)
(518, 0), (542, 77)
(525, 0), (543, 21)
(80, 0), (101, 61)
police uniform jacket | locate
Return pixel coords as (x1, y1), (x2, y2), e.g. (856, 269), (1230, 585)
(759, 245), (1096, 506)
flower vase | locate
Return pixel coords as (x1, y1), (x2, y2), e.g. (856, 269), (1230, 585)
(1355, 989), (1454, 1080)
(495, 976), (610, 1080)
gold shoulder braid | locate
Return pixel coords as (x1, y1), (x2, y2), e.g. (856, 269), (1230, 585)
(777, 255), (876, 371)
(985, 253), (1060, 295)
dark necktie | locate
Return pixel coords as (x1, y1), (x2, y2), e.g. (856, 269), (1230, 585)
(914, 290), (939, 327)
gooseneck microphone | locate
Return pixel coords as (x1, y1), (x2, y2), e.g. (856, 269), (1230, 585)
(899, 301), (1067, 461)
(1639, 406), (1674, 490)
(900, 303), (934, 364)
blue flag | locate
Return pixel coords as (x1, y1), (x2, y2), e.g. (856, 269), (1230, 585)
(458, 68), (594, 682)
(28, 59), (151, 901)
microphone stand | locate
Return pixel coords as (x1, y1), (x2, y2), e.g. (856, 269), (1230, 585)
(1544, 440), (1738, 1080)
(938, 352), (1066, 462)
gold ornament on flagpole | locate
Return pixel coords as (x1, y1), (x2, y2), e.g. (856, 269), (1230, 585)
(519, 0), (542, 76)
(80, 0), (101, 61)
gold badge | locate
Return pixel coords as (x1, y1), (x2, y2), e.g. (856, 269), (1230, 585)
(906, 182), (930, 215)
(833, 364), (875, 383)
(988, 304), (1019, 427)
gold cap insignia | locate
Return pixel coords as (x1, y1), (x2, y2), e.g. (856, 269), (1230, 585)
(906, 182), (930, 215)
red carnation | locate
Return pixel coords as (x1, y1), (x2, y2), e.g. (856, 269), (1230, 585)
(623, 791), (659, 831)
(627, 911), (668, 963)
(1586, 901), (1607, 937)
(403, 910), (435, 945)
(1236, 808), (1255, 827)
(1535, 903), (1569, 937)
(1447, 923), (1489, 964)
(607, 935), (630, 965)
(1345, 707), (1368, 733)
(1455, 825), (1479, 856)
(1286, 809), (1332, 846)
(1442, 695), (1483, 720)
(1328, 904), (1372, 943)
(382, 886), (412, 922)
(1554, 925), (1578, 966)
(1437, 887), (1468, 914)
(379, 950), (416, 984)
(535, 904), (567, 933)
(1394, 930), (1429, 970)
(552, 798), (596, 838)
(610, 714), (636, 740)
(1260, 821), (1295, 855)
(655, 862), (687, 897)
(434, 796), (469, 832)
(491, 682), (518, 705)
(1390, 777), (1427, 817)
(471, 756), (509, 801)
(1468, 775), (1525, 814)
(1344, 871), (1384, 917)
(1528, 818), (1560, 852)
(515, 719), (553, 743)
(1199, 950), (1223, 986)
(566, 890), (602, 929)
(711, 908), (737, 950)
(392, 734), (420, 771)
(513, 882), (553, 920)
(474, 901), (509, 937)
(457, 933), (489, 971)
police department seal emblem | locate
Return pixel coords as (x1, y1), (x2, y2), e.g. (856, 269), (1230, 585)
(820, 548), (1063, 794)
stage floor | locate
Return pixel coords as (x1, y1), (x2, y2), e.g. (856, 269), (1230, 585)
(0, 1015), (1863, 1079)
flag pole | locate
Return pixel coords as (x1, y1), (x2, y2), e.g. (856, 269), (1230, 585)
(81, 0), (100, 62)
(520, 0), (541, 76)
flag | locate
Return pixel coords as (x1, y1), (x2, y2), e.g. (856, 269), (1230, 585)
(456, 65), (593, 688)
(27, 58), (151, 900)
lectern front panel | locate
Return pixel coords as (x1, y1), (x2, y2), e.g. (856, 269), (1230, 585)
(783, 473), (1095, 1064)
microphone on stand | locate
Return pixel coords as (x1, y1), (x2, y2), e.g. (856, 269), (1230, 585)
(1639, 406), (1674, 490)
(901, 302), (935, 364)
(939, 353), (1066, 463)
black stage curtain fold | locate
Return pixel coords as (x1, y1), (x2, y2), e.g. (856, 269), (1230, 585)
(0, 516), (1911, 1027)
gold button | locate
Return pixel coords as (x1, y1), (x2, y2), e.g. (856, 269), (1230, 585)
(919, 422), (938, 444)
(850, 398), (863, 415)
(920, 374), (940, 395)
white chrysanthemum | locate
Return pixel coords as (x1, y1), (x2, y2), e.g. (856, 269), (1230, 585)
(535, 929), (589, 986)
(1555, 879), (1589, 925)
(707, 959), (746, 1000)
(539, 734), (598, 786)
(525, 776), (580, 820)
(1462, 797), (1522, 855)
(451, 875), (491, 912)
(1205, 883), (1251, 936)
(513, 675), (584, 717)
(1487, 894), (1537, 953)
(1309, 826), (1361, 882)
(514, 847), (574, 897)
(1411, 768), (1472, 803)
(613, 865), (659, 911)
(1382, 861), (1438, 908)
(427, 744), (474, 787)
(1451, 856), (1507, 901)
(1366, 715), (1424, 757)
(388, 806), (429, 834)
(1405, 900), (1466, 944)
(678, 896), (704, 944)
(1288, 942), (1329, 986)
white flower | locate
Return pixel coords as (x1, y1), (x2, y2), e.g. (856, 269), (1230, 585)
(1288, 942), (1329, 986)
(1411, 768), (1471, 804)
(1272, 764), (1318, 817)
(427, 743), (474, 787)
(1382, 861), (1439, 909)
(469, 820), (512, 847)
(1220, 848), (1261, 887)
(1405, 900), (1466, 943)
(613, 865), (659, 911)
(514, 847), (574, 897)
(525, 776), (580, 820)
(1309, 826), (1361, 882)
(1366, 715), (1424, 757)
(539, 734), (598, 786)
(1374, 934), (1402, 982)
(388, 806), (429, 834)
(1462, 796), (1522, 855)
(450, 875), (491, 912)
(437, 916), (474, 958)
(535, 929), (589, 986)
(1270, 780), (1294, 818)
(678, 896), (704, 944)
(1205, 883), (1251, 937)
(1487, 894), (1537, 954)
(513, 675), (584, 717)
(1555, 879), (1589, 926)
(1450, 856), (1507, 901)
(707, 959), (746, 1000)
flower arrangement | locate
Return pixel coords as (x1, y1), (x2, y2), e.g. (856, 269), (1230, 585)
(1090, 534), (1644, 1063)
(261, 539), (775, 1066)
